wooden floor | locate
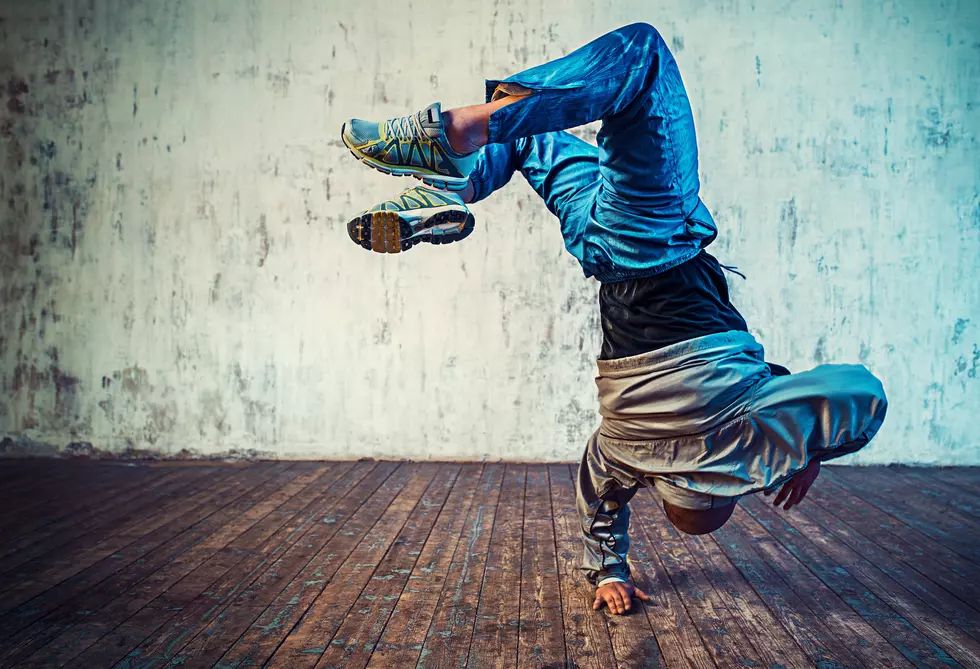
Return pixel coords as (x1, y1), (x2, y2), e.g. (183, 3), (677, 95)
(0, 461), (978, 669)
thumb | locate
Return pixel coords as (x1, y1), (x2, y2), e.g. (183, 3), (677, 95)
(633, 587), (651, 601)
(593, 595), (603, 610)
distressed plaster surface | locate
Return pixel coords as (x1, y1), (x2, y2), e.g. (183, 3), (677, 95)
(0, 0), (977, 463)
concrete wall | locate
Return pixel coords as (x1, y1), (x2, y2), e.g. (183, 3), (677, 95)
(1, 0), (977, 463)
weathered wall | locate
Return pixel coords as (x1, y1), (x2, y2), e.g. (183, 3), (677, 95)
(1, 0), (977, 463)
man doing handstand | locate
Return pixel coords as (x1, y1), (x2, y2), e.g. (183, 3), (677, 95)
(340, 23), (888, 615)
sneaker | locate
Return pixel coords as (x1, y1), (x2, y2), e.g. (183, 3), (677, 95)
(341, 102), (479, 191)
(347, 185), (475, 254)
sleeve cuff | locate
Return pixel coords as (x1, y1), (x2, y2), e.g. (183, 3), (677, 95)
(597, 576), (627, 588)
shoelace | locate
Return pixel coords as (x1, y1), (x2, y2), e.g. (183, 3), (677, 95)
(384, 114), (422, 140)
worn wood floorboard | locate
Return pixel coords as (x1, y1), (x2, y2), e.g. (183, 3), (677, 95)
(18, 463), (314, 668)
(415, 464), (504, 669)
(823, 467), (980, 567)
(67, 461), (378, 669)
(741, 494), (970, 669)
(805, 475), (980, 611)
(645, 488), (813, 669)
(366, 464), (485, 669)
(0, 460), (979, 668)
(464, 464), (525, 669)
(0, 462), (287, 664)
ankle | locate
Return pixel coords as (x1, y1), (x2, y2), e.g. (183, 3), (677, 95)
(459, 179), (476, 204)
(442, 109), (485, 155)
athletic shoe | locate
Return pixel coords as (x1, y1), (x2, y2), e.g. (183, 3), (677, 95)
(347, 185), (475, 254)
(341, 102), (478, 191)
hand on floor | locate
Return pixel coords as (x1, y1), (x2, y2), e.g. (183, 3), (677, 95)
(593, 580), (650, 615)
(765, 460), (821, 510)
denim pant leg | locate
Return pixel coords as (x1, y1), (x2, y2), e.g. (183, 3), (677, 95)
(480, 22), (718, 281)
(469, 132), (599, 253)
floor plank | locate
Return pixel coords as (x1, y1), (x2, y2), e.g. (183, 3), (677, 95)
(0, 462), (153, 531)
(1, 460), (979, 669)
(726, 501), (919, 668)
(823, 467), (980, 566)
(366, 464), (485, 669)
(624, 498), (716, 669)
(65, 461), (379, 669)
(206, 461), (409, 667)
(314, 464), (462, 669)
(416, 464), (504, 669)
(0, 462), (286, 664)
(465, 464), (525, 669)
(888, 468), (980, 522)
(817, 477), (980, 587)
(0, 465), (250, 613)
(165, 465), (445, 669)
(629, 489), (764, 668)
(808, 475), (980, 609)
(829, 466), (980, 534)
(17, 462), (313, 667)
(711, 509), (871, 669)
(923, 468), (980, 497)
(557, 465), (666, 669)
(805, 479), (980, 630)
(0, 465), (227, 587)
(750, 494), (980, 667)
(741, 494), (967, 669)
(0, 465), (168, 555)
(517, 465), (567, 669)
(645, 488), (814, 669)
(264, 464), (441, 668)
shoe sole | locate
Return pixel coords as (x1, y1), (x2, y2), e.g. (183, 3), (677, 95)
(347, 208), (475, 254)
(341, 123), (470, 192)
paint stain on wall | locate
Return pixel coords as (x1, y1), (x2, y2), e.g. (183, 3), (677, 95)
(5, 76), (28, 114)
(953, 318), (970, 345)
(780, 198), (799, 249)
(919, 107), (956, 149)
(257, 215), (270, 267)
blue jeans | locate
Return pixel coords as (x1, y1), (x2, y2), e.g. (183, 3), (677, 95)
(468, 23), (718, 284)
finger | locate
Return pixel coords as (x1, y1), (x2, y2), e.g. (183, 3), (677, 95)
(633, 587), (651, 601)
(786, 485), (805, 510)
(593, 594), (603, 611)
(613, 587), (630, 611)
(612, 590), (623, 613)
(772, 486), (787, 506)
(782, 488), (799, 510)
(613, 590), (628, 613)
(773, 484), (790, 507)
(621, 586), (635, 610)
(796, 484), (812, 505)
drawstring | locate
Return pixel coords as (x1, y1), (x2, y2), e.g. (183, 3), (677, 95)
(720, 263), (747, 280)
